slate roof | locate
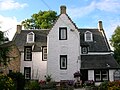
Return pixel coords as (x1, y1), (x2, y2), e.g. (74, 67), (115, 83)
(79, 28), (111, 52)
(81, 54), (120, 69)
(13, 29), (49, 52)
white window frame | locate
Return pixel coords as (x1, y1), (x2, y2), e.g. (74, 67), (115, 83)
(82, 47), (88, 54)
(24, 67), (31, 79)
(95, 70), (109, 82)
(60, 55), (67, 69)
(24, 47), (32, 61)
(85, 31), (93, 42)
(42, 47), (47, 61)
(27, 32), (34, 43)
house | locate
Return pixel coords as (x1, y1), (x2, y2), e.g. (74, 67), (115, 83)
(13, 25), (49, 80)
(0, 41), (20, 74)
(13, 5), (120, 84)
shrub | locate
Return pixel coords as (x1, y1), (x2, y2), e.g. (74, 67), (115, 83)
(0, 74), (15, 90)
(108, 81), (120, 90)
(7, 72), (25, 90)
(99, 81), (109, 90)
(25, 80), (40, 90)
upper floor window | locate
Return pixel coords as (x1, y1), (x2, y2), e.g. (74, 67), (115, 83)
(27, 32), (34, 43)
(82, 47), (88, 54)
(60, 55), (67, 70)
(24, 46), (32, 61)
(59, 27), (67, 40)
(85, 31), (93, 42)
(42, 46), (47, 61)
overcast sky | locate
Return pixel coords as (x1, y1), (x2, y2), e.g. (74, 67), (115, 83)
(0, 0), (120, 40)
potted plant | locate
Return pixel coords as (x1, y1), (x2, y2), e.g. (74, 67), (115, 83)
(73, 71), (81, 78)
(45, 74), (52, 82)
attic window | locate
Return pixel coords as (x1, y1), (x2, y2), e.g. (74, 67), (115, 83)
(27, 32), (34, 43)
(85, 31), (93, 42)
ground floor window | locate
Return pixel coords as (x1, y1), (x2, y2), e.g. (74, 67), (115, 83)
(94, 70), (109, 82)
(24, 67), (31, 79)
(60, 55), (67, 70)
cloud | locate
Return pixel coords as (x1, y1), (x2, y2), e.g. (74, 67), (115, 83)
(68, 0), (120, 18)
(0, 0), (28, 10)
(96, 0), (120, 12)
(0, 15), (19, 40)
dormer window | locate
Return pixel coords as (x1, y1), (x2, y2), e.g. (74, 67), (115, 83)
(27, 32), (34, 43)
(85, 31), (93, 42)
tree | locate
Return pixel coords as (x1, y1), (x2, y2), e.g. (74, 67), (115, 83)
(0, 31), (9, 66)
(110, 26), (120, 64)
(22, 10), (57, 29)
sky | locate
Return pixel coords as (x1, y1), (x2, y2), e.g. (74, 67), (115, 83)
(0, 0), (120, 41)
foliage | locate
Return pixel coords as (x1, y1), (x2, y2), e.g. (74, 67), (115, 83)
(25, 80), (40, 90)
(0, 74), (15, 90)
(7, 72), (25, 90)
(0, 31), (10, 66)
(40, 81), (56, 89)
(45, 74), (52, 82)
(99, 81), (109, 90)
(22, 10), (57, 29)
(108, 81), (120, 90)
(73, 71), (81, 78)
(84, 80), (94, 87)
(110, 26), (120, 64)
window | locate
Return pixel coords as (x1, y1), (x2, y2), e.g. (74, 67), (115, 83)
(24, 46), (32, 61)
(94, 70), (109, 82)
(24, 67), (31, 79)
(60, 55), (67, 69)
(27, 32), (34, 43)
(85, 31), (93, 42)
(59, 27), (67, 40)
(114, 70), (120, 81)
(42, 46), (47, 61)
(82, 47), (88, 54)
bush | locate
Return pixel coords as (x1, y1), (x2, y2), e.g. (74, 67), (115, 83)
(0, 74), (15, 90)
(108, 81), (120, 90)
(7, 72), (25, 90)
(25, 80), (40, 90)
(99, 81), (109, 90)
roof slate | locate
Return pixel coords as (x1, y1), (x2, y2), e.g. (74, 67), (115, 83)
(13, 29), (49, 52)
(79, 28), (111, 52)
(81, 54), (120, 69)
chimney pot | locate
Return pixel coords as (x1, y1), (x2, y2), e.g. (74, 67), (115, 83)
(17, 25), (22, 34)
(98, 21), (103, 30)
(60, 5), (66, 14)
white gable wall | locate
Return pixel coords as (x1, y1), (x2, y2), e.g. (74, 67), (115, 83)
(47, 14), (80, 81)
(20, 52), (47, 80)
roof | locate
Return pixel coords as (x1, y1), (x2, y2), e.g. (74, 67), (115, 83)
(81, 54), (120, 69)
(79, 28), (111, 52)
(13, 29), (49, 52)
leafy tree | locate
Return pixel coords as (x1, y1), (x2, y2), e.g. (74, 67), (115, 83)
(0, 31), (9, 66)
(110, 26), (120, 64)
(22, 10), (57, 29)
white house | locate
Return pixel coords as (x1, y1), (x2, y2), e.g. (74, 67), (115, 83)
(13, 5), (120, 85)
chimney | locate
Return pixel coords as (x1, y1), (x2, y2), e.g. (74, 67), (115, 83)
(60, 5), (66, 14)
(98, 21), (103, 30)
(17, 25), (22, 34)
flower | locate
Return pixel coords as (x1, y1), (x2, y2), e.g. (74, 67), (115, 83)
(73, 71), (81, 78)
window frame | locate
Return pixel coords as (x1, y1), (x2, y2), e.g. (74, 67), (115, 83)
(24, 46), (32, 61)
(94, 69), (109, 82)
(42, 46), (47, 61)
(85, 31), (93, 42)
(24, 67), (31, 80)
(60, 55), (67, 70)
(82, 47), (88, 54)
(59, 27), (67, 40)
(27, 32), (34, 43)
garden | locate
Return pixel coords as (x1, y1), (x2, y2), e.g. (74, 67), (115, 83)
(1, 72), (120, 90)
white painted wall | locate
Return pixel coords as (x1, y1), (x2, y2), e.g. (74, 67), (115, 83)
(109, 69), (115, 81)
(20, 52), (47, 80)
(47, 14), (80, 82)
